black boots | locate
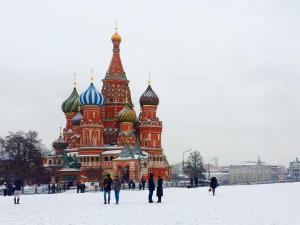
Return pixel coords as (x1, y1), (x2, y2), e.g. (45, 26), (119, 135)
(14, 199), (16, 204)
(14, 199), (20, 204)
(104, 201), (106, 204)
(108, 200), (110, 204)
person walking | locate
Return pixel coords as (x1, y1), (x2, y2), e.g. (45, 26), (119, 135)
(194, 177), (198, 188)
(210, 177), (219, 196)
(113, 176), (121, 204)
(63, 183), (66, 192)
(103, 174), (112, 204)
(14, 179), (23, 204)
(77, 182), (80, 193)
(156, 176), (163, 203)
(132, 181), (136, 190)
(190, 178), (194, 188)
(51, 183), (56, 194)
(100, 179), (104, 192)
(81, 182), (86, 193)
(141, 179), (146, 190)
(48, 183), (51, 194)
(148, 173), (155, 203)
(1, 182), (7, 196)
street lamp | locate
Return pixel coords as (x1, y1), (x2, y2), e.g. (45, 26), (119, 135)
(182, 149), (192, 167)
(207, 157), (216, 181)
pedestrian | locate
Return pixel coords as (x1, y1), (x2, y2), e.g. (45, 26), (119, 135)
(132, 181), (136, 190)
(48, 183), (51, 194)
(190, 178), (194, 188)
(194, 177), (198, 188)
(63, 183), (66, 192)
(77, 182), (80, 193)
(103, 174), (112, 204)
(148, 173), (155, 203)
(210, 177), (219, 196)
(1, 182), (7, 196)
(81, 182), (86, 193)
(113, 176), (121, 204)
(14, 179), (23, 204)
(156, 176), (163, 203)
(100, 179), (104, 192)
(141, 179), (146, 190)
(51, 183), (56, 194)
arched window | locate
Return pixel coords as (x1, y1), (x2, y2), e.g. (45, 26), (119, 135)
(91, 157), (94, 162)
(104, 156), (109, 161)
(96, 157), (99, 162)
(110, 156), (114, 161)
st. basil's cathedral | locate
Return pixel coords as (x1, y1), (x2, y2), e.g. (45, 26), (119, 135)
(43, 28), (171, 183)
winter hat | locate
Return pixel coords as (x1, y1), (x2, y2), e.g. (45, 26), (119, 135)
(106, 174), (110, 177)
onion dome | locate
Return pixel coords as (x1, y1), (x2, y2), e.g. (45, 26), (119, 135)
(111, 28), (121, 42)
(71, 107), (83, 125)
(52, 130), (69, 150)
(80, 82), (104, 106)
(139, 83), (159, 106)
(61, 86), (80, 113)
(117, 103), (137, 123)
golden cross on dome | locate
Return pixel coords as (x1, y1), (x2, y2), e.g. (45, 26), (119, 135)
(74, 73), (76, 88)
(90, 68), (94, 83)
(115, 20), (118, 30)
(148, 71), (151, 85)
(59, 127), (62, 137)
(78, 105), (81, 111)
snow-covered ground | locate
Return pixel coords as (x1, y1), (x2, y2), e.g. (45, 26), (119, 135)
(1, 182), (299, 225)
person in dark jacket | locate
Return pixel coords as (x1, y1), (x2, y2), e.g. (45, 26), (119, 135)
(103, 174), (113, 204)
(48, 183), (51, 194)
(51, 183), (56, 194)
(194, 177), (198, 188)
(156, 176), (163, 203)
(210, 177), (219, 196)
(190, 178), (194, 188)
(148, 173), (155, 203)
(63, 183), (66, 192)
(14, 179), (23, 204)
(141, 179), (146, 190)
(77, 182), (80, 193)
(2, 182), (7, 196)
(113, 176), (121, 204)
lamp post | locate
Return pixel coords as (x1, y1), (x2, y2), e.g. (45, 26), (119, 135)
(207, 157), (216, 181)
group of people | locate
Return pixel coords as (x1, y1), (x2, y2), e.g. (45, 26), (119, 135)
(190, 177), (199, 188)
(77, 182), (86, 193)
(1, 179), (23, 204)
(100, 173), (163, 205)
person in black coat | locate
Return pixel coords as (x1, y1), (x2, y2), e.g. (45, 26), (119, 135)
(51, 184), (56, 194)
(156, 176), (163, 203)
(210, 177), (219, 196)
(141, 179), (146, 190)
(48, 183), (51, 194)
(14, 179), (23, 204)
(103, 174), (113, 204)
(194, 177), (198, 188)
(148, 173), (155, 203)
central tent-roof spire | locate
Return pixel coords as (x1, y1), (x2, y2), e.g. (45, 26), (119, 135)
(106, 26), (126, 79)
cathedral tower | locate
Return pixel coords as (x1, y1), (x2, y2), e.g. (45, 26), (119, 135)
(101, 28), (134, 145)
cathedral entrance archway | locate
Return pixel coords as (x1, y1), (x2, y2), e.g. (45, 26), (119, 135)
(102, 169), (113, 178)
(123, 165), (130, 182)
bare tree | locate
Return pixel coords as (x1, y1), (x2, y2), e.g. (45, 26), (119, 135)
(183, 151), (206, 180)
(0, 131), (48, 183)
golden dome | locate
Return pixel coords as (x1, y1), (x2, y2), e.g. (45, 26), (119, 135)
(111, 28), (122, 42)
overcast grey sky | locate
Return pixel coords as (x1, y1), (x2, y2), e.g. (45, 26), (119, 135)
(1, 0), (300, 167)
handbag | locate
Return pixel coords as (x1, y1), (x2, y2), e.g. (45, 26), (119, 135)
(208, 188), (212, 192)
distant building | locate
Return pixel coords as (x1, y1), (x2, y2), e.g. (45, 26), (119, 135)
(229, 158), (272, 184)
(270, 165), (287, 180)
(289, 158), (300, 179)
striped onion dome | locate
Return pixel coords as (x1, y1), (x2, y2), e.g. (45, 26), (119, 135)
(71, 111), (83, 125)
(52, 135), (69, 150)
(139, 85), (159, 106)
(61, 88), (80, 113)
(80, 83), (104, 106)
(117, 103), (137, 123)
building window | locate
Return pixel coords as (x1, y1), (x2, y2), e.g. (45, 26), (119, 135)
(91, 157), (94, 162)
(96, 157), (99, 162)
(104, 156), (108, 161)
(110, 156), (114, 161)
(49, 160), (52, 164)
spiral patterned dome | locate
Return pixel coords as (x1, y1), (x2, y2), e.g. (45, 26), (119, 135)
(61, 88), (80, 113)
(80, 83), (104, 106)
(139, 85), (159, 106)
(52, 135), (69, 150)
(117, 103), (137, 123)
(71, 111), (83, 125)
